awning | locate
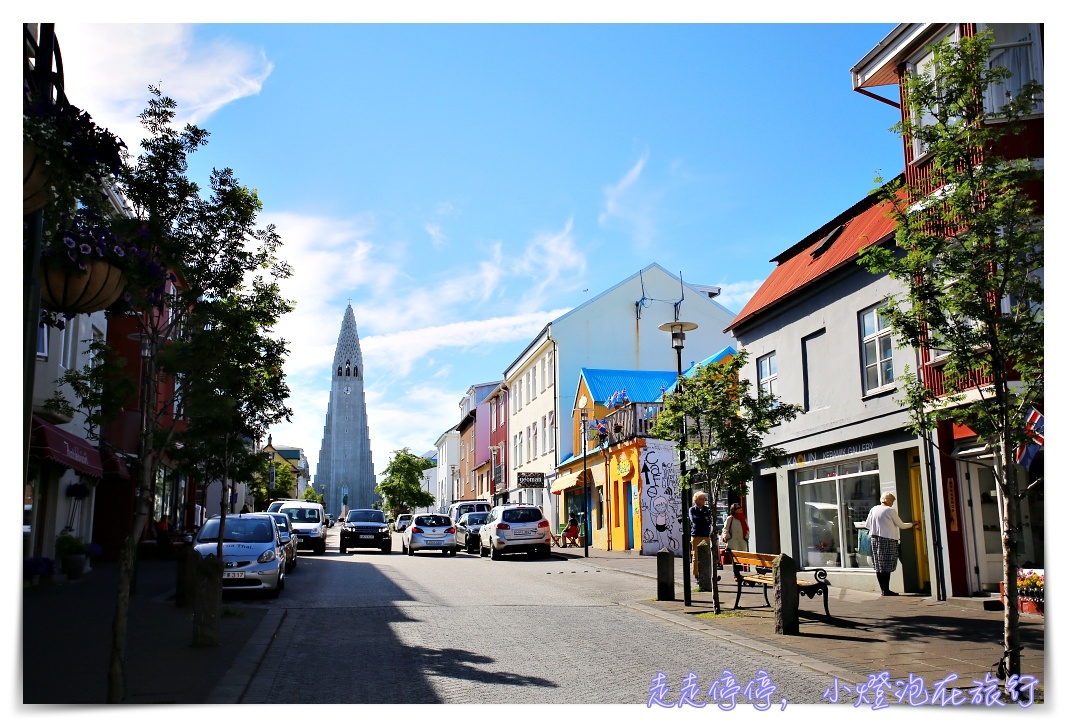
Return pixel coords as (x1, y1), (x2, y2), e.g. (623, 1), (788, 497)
(550, 466), (605, 495)
(29, 416), (103, 478)
(101, 448), (132, 480)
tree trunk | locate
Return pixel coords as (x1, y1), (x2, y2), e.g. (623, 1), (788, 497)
(192, 554), (223, 647)
(998, 438), (1022, 680)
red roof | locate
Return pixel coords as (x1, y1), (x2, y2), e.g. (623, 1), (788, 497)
(726, 187), (900, 333)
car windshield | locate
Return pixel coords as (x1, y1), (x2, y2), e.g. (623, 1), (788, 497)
(415, 515), (450, 527)
(503, 508), (542, 523)
(269, 515), (291, 533)
(467, 514), (487, 526)
(281, 507), (321, 523)
(197, 518), (274, 543)
(347, 510), (385, 523)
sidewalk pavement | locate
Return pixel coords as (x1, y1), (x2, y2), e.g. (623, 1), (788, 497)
(21, 545), (1044, 704)
(550, 544), (1046, 700)
(21, 554), (280, 705)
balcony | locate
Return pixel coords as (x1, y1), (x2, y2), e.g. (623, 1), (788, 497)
(596, 402), (664, 447)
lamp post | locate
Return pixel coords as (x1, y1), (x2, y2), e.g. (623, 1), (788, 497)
(659, 320), (698, 606)
(581, 406), (590, 558)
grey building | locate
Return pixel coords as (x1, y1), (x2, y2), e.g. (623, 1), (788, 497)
(313, 305), (376, 512)
(726, 183), (938, 595)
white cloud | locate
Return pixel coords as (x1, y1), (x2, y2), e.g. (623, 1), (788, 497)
(56, 24), (273, 152)
(425, 222), (447, 248)
(597, 153), (659, 249)
(513, 219), (586, 310)
(711, 279), (765, 313)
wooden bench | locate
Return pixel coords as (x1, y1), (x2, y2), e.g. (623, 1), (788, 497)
(729, 551), (831, 618)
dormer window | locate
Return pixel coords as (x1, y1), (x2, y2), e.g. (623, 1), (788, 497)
(811, 225), (844, 258)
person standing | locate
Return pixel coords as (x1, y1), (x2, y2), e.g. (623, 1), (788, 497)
(688, 491), (713, 580)
(722, 503), (748, 553)
(864, 492), (919, 596)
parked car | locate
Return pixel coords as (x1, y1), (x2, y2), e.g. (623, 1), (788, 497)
(274, 500), (327, 554)
(339, 509), (392, 554)
(191, 514), (285, 596)
(262, 511), (298, 572)
(325, 513), (335, 528)
(479, 505), (552, 559)
(447, 500), (489, 525)
(394, 514), (413, 532)
(455, 512), (488, 554)
(402, 514), (457, 556)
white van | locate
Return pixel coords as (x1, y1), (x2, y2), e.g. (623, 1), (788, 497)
(448, 500), (489, 525)
(271, 500), (327, 554)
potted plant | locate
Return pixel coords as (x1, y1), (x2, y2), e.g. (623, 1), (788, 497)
(55, 530), (90, 579)
(1000, 568), (1045, 615)
(23, 101), (125, 216)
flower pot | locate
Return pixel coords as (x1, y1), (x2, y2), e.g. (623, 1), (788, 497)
(61, 554), (87, 580)
(39, 260), (126, 314)
(24, 141), (51, 214)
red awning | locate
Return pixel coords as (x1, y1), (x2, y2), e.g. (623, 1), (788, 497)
(101, 448), (132, 480)
(29, 416), (103, 478)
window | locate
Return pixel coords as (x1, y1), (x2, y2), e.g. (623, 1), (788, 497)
(532, 366), (537, 399)
(548, 411), (555, 451)
(90, 327), (104, 370)
(757, 353), (777, 396)
(540, 357), (547, 392)
(37, 323), (49, 359)
(860, 305), (894, 392)
(541, 416), (548, 455)
(525, 426), (531, 462)
(982, 23), (1043, 115)
(795, 457), (881, 569)
(491, 399), (497, 431)
(532, 422), (538, 460)
(526, 371), (531, 404)
(61, 319), (79, 370)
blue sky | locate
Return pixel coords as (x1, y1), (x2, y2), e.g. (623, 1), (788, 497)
(48, 19), (913, 483)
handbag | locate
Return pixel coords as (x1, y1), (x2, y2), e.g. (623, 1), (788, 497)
(720, 548), (733, 566)
(858, 528), (872, 557)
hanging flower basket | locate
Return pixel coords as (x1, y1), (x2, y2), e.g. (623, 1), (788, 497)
(40, 259), (126, 314)
(24, 140), (50, 214)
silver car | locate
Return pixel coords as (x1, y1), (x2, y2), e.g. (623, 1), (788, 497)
(401, 514), (457, 556)
(479, 505), (552, 559)
(192, 514), (285, 596)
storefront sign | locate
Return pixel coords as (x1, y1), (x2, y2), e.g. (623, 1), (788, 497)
(789, 440), (875, 467)
(517, 472), (545, 488)
(946, 477), (959, 532)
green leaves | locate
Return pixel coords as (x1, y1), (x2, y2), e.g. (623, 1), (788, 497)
(649, 350), (804, 501)
(375, 448), (437, 516)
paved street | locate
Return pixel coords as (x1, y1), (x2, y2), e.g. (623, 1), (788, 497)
(235, 530), (839, 704)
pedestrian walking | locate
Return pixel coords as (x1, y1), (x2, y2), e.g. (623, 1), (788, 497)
(689, 491), (713, 580)
(864, 492), (919, 596)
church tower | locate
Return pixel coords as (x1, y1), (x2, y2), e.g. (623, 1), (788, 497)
(314, 305), (376, 513)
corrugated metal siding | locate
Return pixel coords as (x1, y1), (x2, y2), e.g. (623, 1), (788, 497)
(581, 369), (677, 404)
(727, 197), (898, 333)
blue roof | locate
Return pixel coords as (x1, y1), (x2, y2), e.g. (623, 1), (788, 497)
(665, 345), (738, 394)
(580, 368), (678, 405)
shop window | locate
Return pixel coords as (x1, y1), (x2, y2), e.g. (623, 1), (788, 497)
(795, 457), (880, 569)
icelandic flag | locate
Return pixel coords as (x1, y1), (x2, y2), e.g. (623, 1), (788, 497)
(1015, 407), (1044, 469)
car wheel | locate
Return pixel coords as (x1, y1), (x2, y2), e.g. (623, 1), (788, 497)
(315, 540), (326, 555)
(490, 544), (501, 560)
(381, 543), (392, 553)
(479, 541), (488, 557)
(289, 555), (297, 571)
(339, 543), (346, 554)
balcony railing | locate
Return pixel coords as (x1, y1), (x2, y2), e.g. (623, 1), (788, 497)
(592, 402), (664, 447)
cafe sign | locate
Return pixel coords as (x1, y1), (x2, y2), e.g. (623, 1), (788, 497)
(517, 472), (545, 488)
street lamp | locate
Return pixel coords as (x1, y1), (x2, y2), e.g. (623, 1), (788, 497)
(580, 405), (590, 558)
(659, 319), (698, 606)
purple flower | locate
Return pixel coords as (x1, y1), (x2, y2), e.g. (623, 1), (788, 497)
(63, 236), (77, 249)
(113, 246), (125, 258)
(79, 243), (92, 255)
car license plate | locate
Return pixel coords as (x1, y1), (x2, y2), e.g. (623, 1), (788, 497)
(298, 537), (307, 542)
(359, 535), (374, 539)
(425, 540), (443, 546)
(223, 572), (244, 579)
(513, 529), (534, 536)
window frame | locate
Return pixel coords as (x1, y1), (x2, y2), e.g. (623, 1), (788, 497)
(757, 352), (778, 397)
(859, 304), (896, 394)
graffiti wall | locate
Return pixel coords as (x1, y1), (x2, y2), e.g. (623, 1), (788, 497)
(639, 439), (683, 556)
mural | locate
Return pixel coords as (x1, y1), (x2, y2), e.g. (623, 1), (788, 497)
(639, 439), (683, 556)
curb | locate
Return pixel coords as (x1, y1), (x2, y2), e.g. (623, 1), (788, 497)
(206, 607), (287, 703)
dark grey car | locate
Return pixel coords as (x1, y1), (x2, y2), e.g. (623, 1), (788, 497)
(456, 512), (488, 553)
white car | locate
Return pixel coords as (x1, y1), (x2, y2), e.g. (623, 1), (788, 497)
(479, 504), (552, 559)
(401, 514), (458, 556)
(192, 514), (285, 596)
(272, 500), (327, 554)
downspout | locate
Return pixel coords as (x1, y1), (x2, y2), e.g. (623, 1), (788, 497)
(916, 347), (947, 601)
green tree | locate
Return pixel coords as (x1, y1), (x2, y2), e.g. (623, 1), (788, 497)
(858, 30), (1042, 680)
(376, 448), (436, 517)
(300, 485), (323, 504)
(649, 350), (803, 611)
(249, 457), (297, 509)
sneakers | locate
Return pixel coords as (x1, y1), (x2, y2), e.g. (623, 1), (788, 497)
(882, 590), (900, 596)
